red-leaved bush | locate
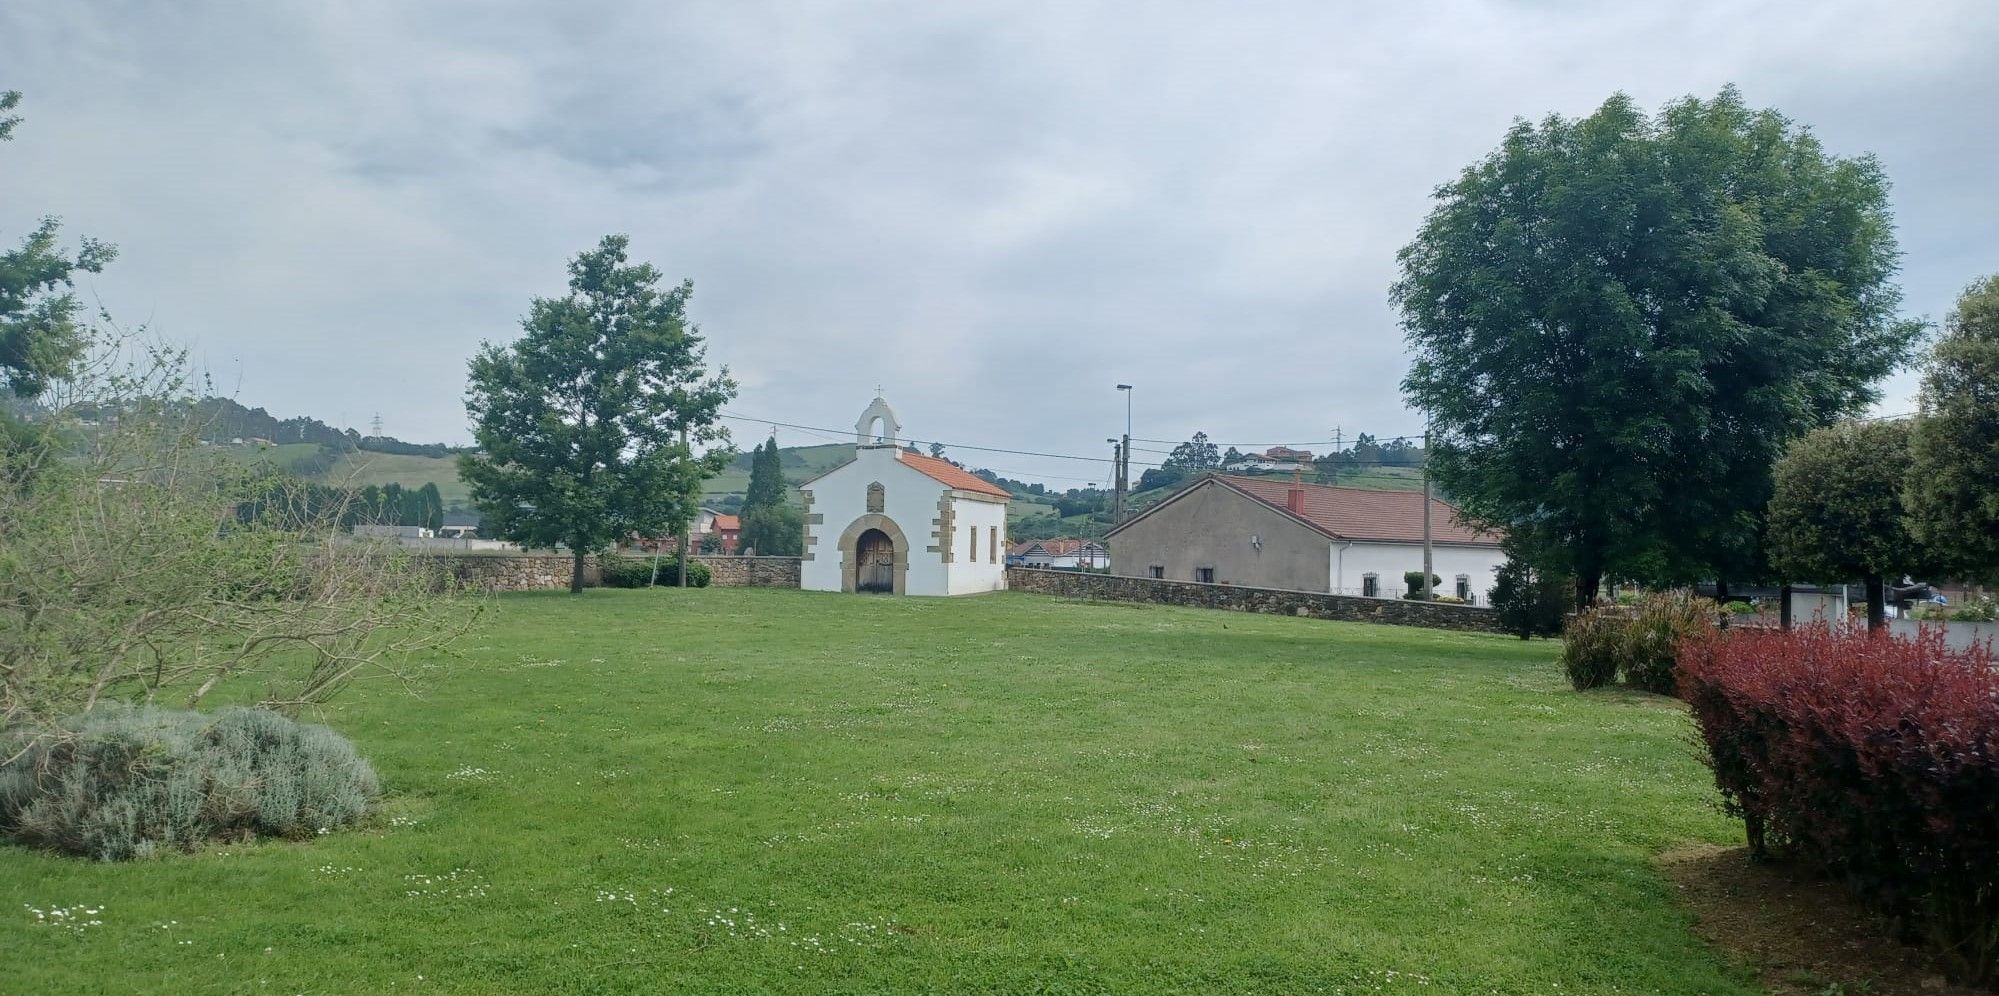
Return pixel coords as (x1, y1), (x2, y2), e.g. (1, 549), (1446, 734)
(1678, 624), (1999, 982)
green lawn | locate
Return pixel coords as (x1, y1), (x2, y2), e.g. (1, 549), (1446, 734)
(0, 590), (1749, 994)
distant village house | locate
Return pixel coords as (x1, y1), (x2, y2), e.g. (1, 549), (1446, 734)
(1008, 539), (1110, 570)
(1223, 446), (1315, 473)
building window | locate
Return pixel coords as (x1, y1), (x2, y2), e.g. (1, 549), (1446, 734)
(1362, 573), (1379, 598)
(1149, 565), (1164, 579)
(1195, 567), (1215, 584)
(990, 527), (998, 564)
(969, 526), (977, 562)
(1455, 575), (1471, 601)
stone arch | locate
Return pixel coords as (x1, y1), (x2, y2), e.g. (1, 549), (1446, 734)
(836, 513), (910, 594)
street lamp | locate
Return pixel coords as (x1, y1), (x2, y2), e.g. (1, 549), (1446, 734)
(1115, 384), (1133, 439)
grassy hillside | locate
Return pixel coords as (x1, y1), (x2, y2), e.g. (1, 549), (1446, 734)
(0, 589), (1745, 994)
(326, 451), (471, 506)
(226, 437), (1425, 523)
(702, 443), (854, 500)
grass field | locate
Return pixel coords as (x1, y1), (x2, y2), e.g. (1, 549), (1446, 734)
(0, 590), (1750, 994)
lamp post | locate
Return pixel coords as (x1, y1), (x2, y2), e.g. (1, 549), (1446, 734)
(1115, 385), (1133, 523)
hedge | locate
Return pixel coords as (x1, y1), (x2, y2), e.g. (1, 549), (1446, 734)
(599, 554), (711, 588)
(1560, 594), (1714, 694)
(1678, 624), (1999, 982)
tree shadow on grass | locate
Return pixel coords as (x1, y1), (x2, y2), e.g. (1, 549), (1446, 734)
(1658, 843), (1992, 996)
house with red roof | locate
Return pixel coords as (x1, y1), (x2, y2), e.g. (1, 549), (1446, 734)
(1008, 538), (1110, 570)
(1104, 473), (1506, 604)
(798, 397), (1010, 596)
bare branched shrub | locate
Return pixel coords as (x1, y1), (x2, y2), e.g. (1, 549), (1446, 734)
(0, 330), (472, 744)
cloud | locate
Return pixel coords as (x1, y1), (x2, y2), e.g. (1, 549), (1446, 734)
(3, 0), (1992, 484)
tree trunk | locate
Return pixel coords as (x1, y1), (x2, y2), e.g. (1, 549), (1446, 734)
(1779, 583), (1793, 631)
(570, 549), (587, 594)
(1713, 578), (1730, 604)
(1574, 572), (1601, 613)
(1864, 573), (1886, 634)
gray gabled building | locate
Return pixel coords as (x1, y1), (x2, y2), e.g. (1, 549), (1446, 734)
(1105, 474), (1507, 603)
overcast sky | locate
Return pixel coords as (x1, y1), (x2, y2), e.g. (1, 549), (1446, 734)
(5, 1), (1994, 487)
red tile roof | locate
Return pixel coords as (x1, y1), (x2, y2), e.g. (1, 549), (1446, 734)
(897, 451), (1013, 499)
(1219, 475), (1501, 546)
(712, 514), (740, 531)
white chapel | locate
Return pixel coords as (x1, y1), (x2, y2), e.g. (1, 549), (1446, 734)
(799, 397), (1011, 596)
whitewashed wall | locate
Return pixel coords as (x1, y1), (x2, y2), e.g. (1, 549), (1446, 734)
(801, 447), (1008, 596)
(1332, 541), (1506, 604)
(946, 495), (1008, 595)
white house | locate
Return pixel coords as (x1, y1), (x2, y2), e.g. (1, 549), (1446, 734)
(799, 397), (1011, 596)
(1009, 539), (1110, 570)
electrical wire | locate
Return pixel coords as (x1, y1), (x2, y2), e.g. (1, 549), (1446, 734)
(718, 410), (1431, 474)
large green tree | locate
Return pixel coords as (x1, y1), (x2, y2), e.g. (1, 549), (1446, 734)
(1, 91), (117, 397)
(1767, 420), (1925, 632)
(1164, 432), (1220, 472)
(1397, 87), (1917, 608)
(1907, 276), (1999, 583)
(460, 236), (735, 592)
(738, 437), (801, 556)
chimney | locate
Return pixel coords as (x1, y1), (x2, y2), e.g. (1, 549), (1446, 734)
(1286, 485), (1305, 515)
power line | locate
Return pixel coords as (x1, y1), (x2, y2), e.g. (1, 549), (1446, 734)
(715, 410), (1435, 481)
(1128, 432), (1428, 448)
(717, 410), (1163, 468)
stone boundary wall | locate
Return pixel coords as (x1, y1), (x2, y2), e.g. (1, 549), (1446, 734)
(690, 556), (802, 588)
(1006, 567), (1503, 633)
(429, 553), (599, 592)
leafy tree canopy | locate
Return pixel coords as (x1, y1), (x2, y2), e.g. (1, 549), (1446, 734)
(1767, 419), (1926, 629)
(1163, 432), (1219, 472)
(1, 91), (117, 396)
(1397, 86), (1918, 607)
(1907, 275), (1999, 583)
(460, 235), (735, 591)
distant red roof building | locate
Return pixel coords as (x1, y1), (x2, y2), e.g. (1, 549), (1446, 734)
(712, 514), (741, 554)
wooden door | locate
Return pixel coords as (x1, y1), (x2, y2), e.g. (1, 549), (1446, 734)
(856, 529), (895, 593)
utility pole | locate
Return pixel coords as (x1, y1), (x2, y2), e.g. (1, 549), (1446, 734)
(1330, 425), (1342, 486)
(676, 424), (691, 588)
(1109, 439), (1124, 522)
(1421, 420), (1434, 601)
(1115, 384), (1133, 523)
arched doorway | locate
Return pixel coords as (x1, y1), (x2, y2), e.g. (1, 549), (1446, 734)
(855, 528), (895, 592)
(836, 512), (909, 594)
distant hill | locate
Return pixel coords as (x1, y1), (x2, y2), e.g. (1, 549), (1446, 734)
(205, 397), (1428, 530)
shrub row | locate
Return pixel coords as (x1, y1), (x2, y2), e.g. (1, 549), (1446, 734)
(0, 706), (378, 861)
(1678, 625), (1999, 983)
(1560, 594), (1715, 693)
(599, 554), (712, 588)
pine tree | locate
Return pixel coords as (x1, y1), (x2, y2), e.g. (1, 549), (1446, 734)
(739, 437), (801, 556)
